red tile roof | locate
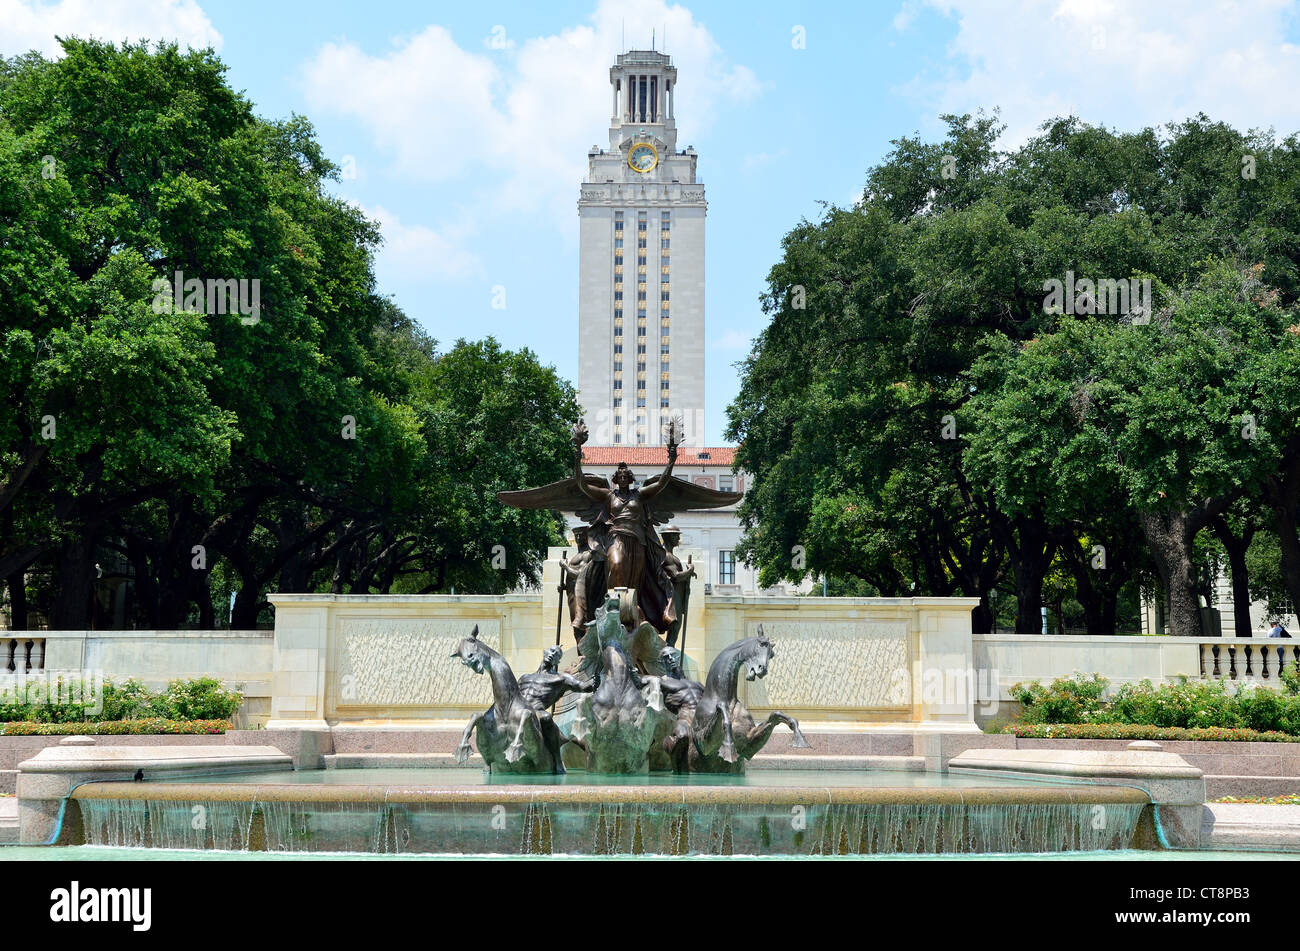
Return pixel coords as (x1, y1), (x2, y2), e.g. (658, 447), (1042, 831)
(579, 446), (737, 467)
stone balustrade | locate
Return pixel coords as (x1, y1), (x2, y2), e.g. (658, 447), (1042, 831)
(3, 636), (44, 673)
(1199, 638), (1300, 684)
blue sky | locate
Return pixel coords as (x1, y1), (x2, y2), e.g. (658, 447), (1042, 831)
(6, 0), (1300, 443)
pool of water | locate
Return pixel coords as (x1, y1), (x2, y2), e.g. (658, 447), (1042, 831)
(153, 767), (1044, 788)
(3, 845), (1297, 861)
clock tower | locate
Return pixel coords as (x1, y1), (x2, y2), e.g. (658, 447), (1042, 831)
(578, 49), (706, 447)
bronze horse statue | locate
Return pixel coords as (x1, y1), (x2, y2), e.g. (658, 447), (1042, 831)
(566, 591), (675, 773)
(451, 626), (568, 773)
(689, 625), (809, 772)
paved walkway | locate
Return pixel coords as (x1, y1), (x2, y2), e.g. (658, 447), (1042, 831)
(1202, 803), (1300, 851)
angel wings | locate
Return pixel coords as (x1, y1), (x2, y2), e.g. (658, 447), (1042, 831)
(497, 471), (741, 527)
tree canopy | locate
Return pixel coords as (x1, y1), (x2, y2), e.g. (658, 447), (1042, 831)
(0, 39), (577, 630)
(729, 112), (1300, 636)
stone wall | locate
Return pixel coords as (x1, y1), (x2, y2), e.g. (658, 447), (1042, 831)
(974, 633), (1300, 706)
(266, 560), (982, 731)
(11, 630), (271, 727)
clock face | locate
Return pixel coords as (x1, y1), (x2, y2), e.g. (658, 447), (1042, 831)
(628, 143), (658, 173)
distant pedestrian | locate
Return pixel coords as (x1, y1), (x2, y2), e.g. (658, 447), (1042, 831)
(1269, 620), (1291, 639)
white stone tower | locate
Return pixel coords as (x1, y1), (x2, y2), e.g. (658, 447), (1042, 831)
(577, 49), (706, 447)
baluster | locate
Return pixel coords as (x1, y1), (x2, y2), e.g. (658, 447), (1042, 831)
(1262, 644), (1271, 679)
(4, 637), (14, 672)
(22, 639), (33, 673)
(1294, 646), (1300, 672)
(1228, 646), (1238, 679)
(33, 638), (44, 671)
(1199, 643), (1206, 678)
(1245, 645), (1254, 677)
(1212, 644), (1221, 677)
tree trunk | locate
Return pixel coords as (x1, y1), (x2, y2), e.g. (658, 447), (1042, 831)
(197, 576), (215, 629)
(49, 535), (96, 630)
(1270, 479), (1300, 623)
(1138, 508), (1203, 637)
(6, 570), (27, 631)
(230, 583), (262, 629)
(1007, 517), (1054, 634)
(1210, 516), (1255, 638)
(1066, 544), (1112, 635)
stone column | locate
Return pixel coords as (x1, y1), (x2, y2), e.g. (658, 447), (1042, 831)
(913, 597), (983, 732)
(265, 594), (331, 730)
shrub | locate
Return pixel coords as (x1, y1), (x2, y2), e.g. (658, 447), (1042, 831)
(1003, 722), (1300, 742)
(0, 676), (243, 724)
(1010, 672), (1108, 724)
(0, 719), (229, 735)
(95, 678), (154, 722)
(1280, 666), (1300, 697)
(0, 676), (98, 723)
(1013, 671), (1300, 736)
(152, 677), (243, 721)
(1107, 676), (1243, 729)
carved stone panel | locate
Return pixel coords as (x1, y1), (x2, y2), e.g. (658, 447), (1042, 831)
(743, 620), (909, 710)
(332, 616), (501, 709)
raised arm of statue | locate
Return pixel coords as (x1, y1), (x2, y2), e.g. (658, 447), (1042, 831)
(572, 420), (607, 502)
(640, 436), (678, 502)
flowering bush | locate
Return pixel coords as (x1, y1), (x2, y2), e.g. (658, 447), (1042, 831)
(0, 676), (242, 724)
(1009, 672), (1109, 724)
(1011, 672), (1300, 735)
(151, 677), (243, 721)
(1004, 722), (1300, 742)
(1107, 677), (1243, 729)
(0, 719), (229, 735)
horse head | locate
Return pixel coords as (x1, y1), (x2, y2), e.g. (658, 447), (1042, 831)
(741, 625), (775, 682)
(450, 624), (494, 675)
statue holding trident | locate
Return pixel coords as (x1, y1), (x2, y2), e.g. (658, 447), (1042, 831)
(498, 416), (741, 643)
(561, 525), (604, 643)
(659, 526), (694, 648)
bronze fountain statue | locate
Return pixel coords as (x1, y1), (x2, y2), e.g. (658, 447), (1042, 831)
(451, 418), (809, 774)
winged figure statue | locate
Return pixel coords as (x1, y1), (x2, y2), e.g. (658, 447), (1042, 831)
(497, 418), (741, 639)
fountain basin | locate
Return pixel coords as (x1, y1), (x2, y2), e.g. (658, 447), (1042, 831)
(58, 768), (1153, 856)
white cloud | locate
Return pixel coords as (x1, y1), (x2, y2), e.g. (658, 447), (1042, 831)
(894, 0), (1300, 145)
(893, 0), (925, 31)
(299, 0), (758, 221)
(0, 0), (221, 57)
(360, 203), (482, 283)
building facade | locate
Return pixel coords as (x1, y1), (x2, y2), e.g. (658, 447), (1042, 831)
(577, 50), (706, 447)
